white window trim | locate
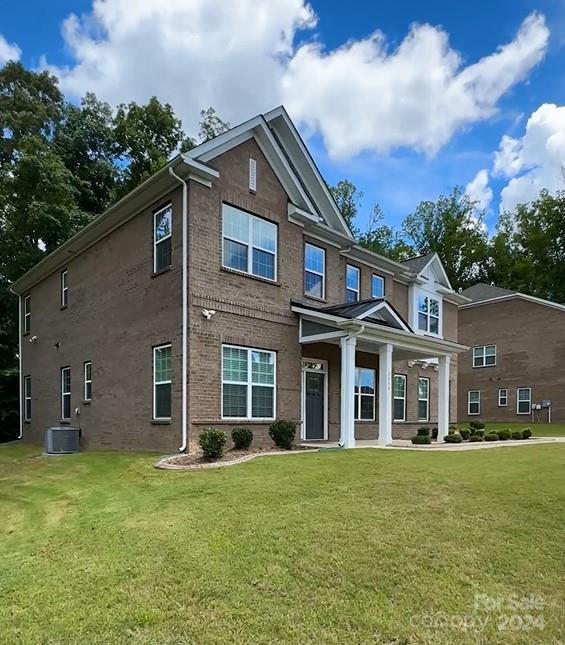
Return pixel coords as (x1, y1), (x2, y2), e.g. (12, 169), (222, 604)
(61, 366), (71, 420)
(61, 269), (68, 307)
(468, 390), (480, 416)
(221, 344), (276, 421)
(498, 388), (508, 407)
(346, 264), (360, 302)
(249, 157), (257, 192)
(84, 361), (92, 402)
(516, 387), (531, 415)
(473, 345), (496, 368)
(153, 204), (172, 273)
(304, 242), (326, 300)
(153, 344), (172, 421)
(222, 204), (278, 282)
(24, 295), (31, 334)
(417, 376), (430, 422)
(416, 292), (441, 337)
(371, 274), (385, 299)
(393, 374), (407, 421)
(24, 375), (31, 421)
(354, 367), (376, 421)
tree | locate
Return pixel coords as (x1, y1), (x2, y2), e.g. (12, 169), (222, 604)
(358, 204), (414, 261)
(198, 106), (230, 142)
(329, 179), (362, 233)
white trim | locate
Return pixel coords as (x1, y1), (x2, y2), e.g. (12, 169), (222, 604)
(299, 330), (349, 344)
(393, 374), (407, 421)
(61, 366), (71, 421)
(498, 388), (508, 407)
(460, 292), (565, 313)
(417, 376), (430, 422)
(472, 344), (496, 368)
(24, 375), (31, 422)
(516, 387), (531, 415)
(304, 242), (326, 300)
(354, 366), (376, 421)
(17, 294), (22, 438)
(153, 203), (172, 273)
(355, 301), (411, 332)
(412, 253), (453, 290)
(83, 361), (92, 402)
(468, 390), (480, 416)
(153, 344), (172, 421)
(23, 294), (31, 335)
(60, 269), (68, 307)
(221, 344), (276, 421)
(346, 264), (360, 302)
(415, 291), (441, 337)
(301, 358), (328, 440)
(371, 274), (385, 298)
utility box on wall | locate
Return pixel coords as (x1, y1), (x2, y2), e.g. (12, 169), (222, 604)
(44, 427), (80, 454)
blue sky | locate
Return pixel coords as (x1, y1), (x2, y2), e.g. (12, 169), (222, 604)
(1, 0), (564, 232)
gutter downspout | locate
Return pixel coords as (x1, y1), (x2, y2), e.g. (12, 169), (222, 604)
(338, 324), (365, 448)
(9, 288), (23, 440)
(169, 167), (188, 453)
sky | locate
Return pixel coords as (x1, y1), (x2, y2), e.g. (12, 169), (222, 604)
(1, 0), (564, 233)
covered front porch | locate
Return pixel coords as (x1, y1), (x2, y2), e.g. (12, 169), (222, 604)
(293, 299), (467, 446)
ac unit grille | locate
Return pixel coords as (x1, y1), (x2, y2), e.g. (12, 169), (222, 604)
(45, 427), (80, 454)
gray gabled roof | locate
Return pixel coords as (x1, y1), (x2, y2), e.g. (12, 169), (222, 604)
(400, 253), (435, 273)
(461, 283), (515, 302)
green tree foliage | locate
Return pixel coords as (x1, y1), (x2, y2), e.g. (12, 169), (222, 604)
(198, 107), (230, 142)
(329, 179), (362, 233)
(358, 205), (414, 261)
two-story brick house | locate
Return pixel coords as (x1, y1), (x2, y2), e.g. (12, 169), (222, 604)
(11, 107), (468, 452)
(458, 283), (565, 424)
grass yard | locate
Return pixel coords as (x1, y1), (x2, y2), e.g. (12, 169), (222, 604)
(1, 443), (564, 644)
(457, 421), (565, 437)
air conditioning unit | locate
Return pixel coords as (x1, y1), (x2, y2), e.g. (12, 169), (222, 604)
(44, 427), (80, 454)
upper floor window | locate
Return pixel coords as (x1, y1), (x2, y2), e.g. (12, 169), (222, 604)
(498, 388), (508, 407)
(371, 274), (384, 298)
(473, 345), (496, 368)
(346, 265), (360, 303)
(354, 367), (375, 420)
(153, 344), (172, 420)
(304, 243), (325, 299)
(222, 204), (277, 281)
(249, 157), (257, 192)
(393, 374), (406, 421)
(24, 375), (31, 421)
(468, 390), (480, 415)
(84, 361), (92, 402)
(61, 366), (71, 420)
(23, 295), (31, 334)
(418, 377), (430, 421)
(417, 294), (440, 334)
(61, 270), (68, 307)
(517, 387), (531, 415)
(153, 204), (172, 273)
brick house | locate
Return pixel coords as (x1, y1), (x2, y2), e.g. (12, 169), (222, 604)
(11, 107), (468, 452)
(458, 283), (565, 424)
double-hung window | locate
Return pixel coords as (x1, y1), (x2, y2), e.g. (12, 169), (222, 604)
(468, 390), (480, 415)
(222, 345), (276, 419)
(473, 345), (496, 368)
(153, 204), (172, 273)
(61, 367), (71, 420)
(418, 377), (430, 421)
(84, 362), (92, 402)
(371, 274), (384, 298)
(417, 293), (440, 334)
(153, 344), (172, 420)
(61, 270), (68, 307)
(393, 374), (406, 421)
(517, 388), (531, 415)
(354, 368), (375, 420)
(24, 295), (31, 334)
(24, 376), (31, 421)
(304, 243), (325, 299)
(222, 204), (277, 281)
(346, 265), (360, 302)
(498, 388), (508, 407)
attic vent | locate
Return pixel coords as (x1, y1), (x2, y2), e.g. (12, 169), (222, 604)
(249, 157), (257, 192)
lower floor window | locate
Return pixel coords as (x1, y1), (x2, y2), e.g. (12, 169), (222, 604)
(61, 367), (71, 420)
(222, 345), (276, 419)
(418, 377), (430, 421)
(393, 374), (406, 421)
(24, 375), (31, 421)
(517, 387), (531, 414)
(354, 367), (375, 420)
(468, 390), (480, 415)
(498, 388), (508, 407)
(153, 344), (172, 419)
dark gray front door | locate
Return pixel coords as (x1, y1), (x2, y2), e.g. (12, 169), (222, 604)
(305, 371), (325, 440)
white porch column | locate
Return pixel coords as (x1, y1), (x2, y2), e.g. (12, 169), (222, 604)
(437, 355), (451, 442)
(378, 343), (393, 445)
(340, 335), (357, 448)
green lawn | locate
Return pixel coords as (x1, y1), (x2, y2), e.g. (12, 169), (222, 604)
(2, 443), (565, 644)
(457, 421), (565, 437)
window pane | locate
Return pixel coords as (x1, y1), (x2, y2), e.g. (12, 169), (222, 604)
(251, 385), (273, 418)
(485, 354), (496, 365)
(418, 400), (428, 420)
(252, 218), (276, 252)
(155, 237), (172, 271)
(63, 395), (71, 419)
(360, 395), (374, 420)
(470, 402), (479, 414)
(372, 275), (384, 298)
(429, 299), (439, 316)
(518, 401), (529, 413)
(62, 369), (71, 394)
(223, 383), (247, 417)
(474, 355), (484, 367)
(154, 346), (171, 382)
(469, 392), (479, 403)
(155, 383), (171, 418)
(356, 368), (375, 394)
(430, 316), (439, 334)
(485, 345), (496, 356)
(305, 271), (323, 298)
(251, 351), (274, 385)
(223, 347), (248, 382)
(346, 288), (358, 303)
(85, 363), (91, 381)
(418, 313), (428, 331)
(224, 239), (248, 272)
(473, 347), (482, 358)
(393, 375), (405, 398)
(223, 205), (248, 243)
(252, 248), (275, 279)
(418, 295), (428, 313)
(305, 244), (324, 274)
(418, 378), (429, 399)
(346, 265), (359, 290)
(155, 207), (172, 242)
(393, 399), (405, 420)
(85, 382), (92, 401)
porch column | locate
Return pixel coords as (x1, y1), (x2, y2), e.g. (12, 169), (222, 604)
(437, 355), (451, 442)
(378, 343), (393, 445)
(340, 335), (357, 448)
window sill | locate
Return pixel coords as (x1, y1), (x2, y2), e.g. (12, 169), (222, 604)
(24, 420), (31, 425)
(152, 266), (172, 278)
(151, 419), (171, 425)
(59, 419), (71, 425)
(81, 400), (91, 406)
(220, 266), (280, 286)
(304, 294), (326, 303)
(60, 305), (67, 311)
(472, 365), (496, 369)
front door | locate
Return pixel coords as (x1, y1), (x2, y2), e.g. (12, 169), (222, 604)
(302, 360), (327, 440)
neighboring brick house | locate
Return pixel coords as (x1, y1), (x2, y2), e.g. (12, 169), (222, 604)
(458, 283), (565, 424)
(12, 107), (468, 452)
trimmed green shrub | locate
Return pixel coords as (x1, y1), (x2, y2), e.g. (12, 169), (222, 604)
(444, 433), (463, 444)
(522, 428), (532, 439)
(498, 428), (511, 441)
(469, 420), (486, 430)
(417, 427), (430, 436)
(512, 430), (524, 440)
(484, 432), (499, 442)
(411, 434), (431, 445)
(269, 419), (296, 450)
(199, 428), (227, 459)
(232, 426), (253, 450)
(469, 434), (484, 442)
(459, 427), (471, 440)
(471, 428), (485, 438)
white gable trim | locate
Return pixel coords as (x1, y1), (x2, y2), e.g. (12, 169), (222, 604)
(355, 301), (412, 332)
(415, 253), (452, 290)
(460, 293), (565, 313)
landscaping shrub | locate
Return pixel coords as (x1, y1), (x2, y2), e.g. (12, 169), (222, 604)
(444, 433), (463, 444)
(269, 419), (296, 450)
(459, 428), (471, 440)
(484, 432), (499, 442)
(232, 426), (253, 450)
(432, 427), (438, 440)
(471, 428), (485, 438)
(512, 430), (524, 440)
(416, 427), (430, 436)
(411, 434), (431, 445)
(199, 428), (227, 459)
(469, 420), (486, 430)
(498, 428), (512, 441)
(469, 434), (484, 442)
(522, 428), (532, 439)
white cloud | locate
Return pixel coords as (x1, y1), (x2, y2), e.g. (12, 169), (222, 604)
(41, 3), (548, 159)
(0, 34), (21, 65)
(494, 103), (565, 212)
(465, 169), (493, 210)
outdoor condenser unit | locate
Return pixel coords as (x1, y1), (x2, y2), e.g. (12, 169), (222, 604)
(44, 427), (80, 454)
